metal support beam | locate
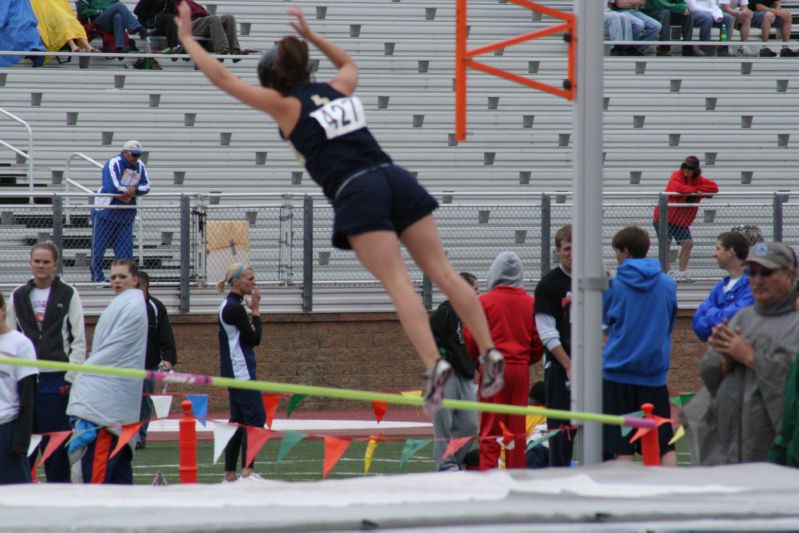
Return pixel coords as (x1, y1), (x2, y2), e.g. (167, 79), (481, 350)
(52, 196), (64, 276)
(572, 0), (604, 466)
(540, 193), (551, 275)
(179, 195), (191, 313)
(658, 194), (669, 272)
(302, 195), (313, 312)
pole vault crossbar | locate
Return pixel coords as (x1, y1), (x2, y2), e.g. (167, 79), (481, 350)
(0, 357), (655, 429)
(455, 0), (576, 141)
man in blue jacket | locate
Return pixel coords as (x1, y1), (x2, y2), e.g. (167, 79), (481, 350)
(91, 140), (151, 283)
(692, 231), (753, 342)
(602, 226), (677, 466)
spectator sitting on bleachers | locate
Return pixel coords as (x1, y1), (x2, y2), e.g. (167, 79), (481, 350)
(721, 0), (756, 55)
(134, 0), (178, 52)
(687, 0), (735, 55)
(643, 0), (701, 56)
(606, 3), (638, 56)
(749, 0), (798, 57)
(76, 0), (148, 53)
(0, 0), (46, 67)
(30, 0), (99, 55)
(612, 0), (663, 55)
(180, 0), (254, 59)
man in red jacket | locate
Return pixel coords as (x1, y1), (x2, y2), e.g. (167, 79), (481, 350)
(465, 252), (544, 469)
(652, 155), (719, 283)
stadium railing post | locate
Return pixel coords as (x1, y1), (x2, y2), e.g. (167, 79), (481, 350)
(179, 400), (198, 483)
(540, 193), (551, 275)
(302, 195), (313, 312)
(179, 195), (191, 312)
(53, 195), (64, 276)
(639, 403), (661, 466)
(657, 194), (669, 272)
(773, 192), (783, 243)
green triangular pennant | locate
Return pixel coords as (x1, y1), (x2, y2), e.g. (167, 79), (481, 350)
(399, 439), (431, 470)
(286, 394), (306, 418)
(275, 431), (308, 464)
(620, 410), (644, 438)
(525, 429), (560, 452)
(669, 392), (695, 407)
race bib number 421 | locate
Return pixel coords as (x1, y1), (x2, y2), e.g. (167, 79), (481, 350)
(310, 96), (367, 140)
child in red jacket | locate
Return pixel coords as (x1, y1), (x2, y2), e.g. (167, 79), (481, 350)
(465, 252), (544, 469)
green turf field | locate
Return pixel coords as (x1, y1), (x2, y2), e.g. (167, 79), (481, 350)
(129, 438), (438, 484)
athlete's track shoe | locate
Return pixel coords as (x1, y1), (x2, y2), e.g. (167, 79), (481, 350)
(479, 348), (505, 398)
(422, 359), (452, 416)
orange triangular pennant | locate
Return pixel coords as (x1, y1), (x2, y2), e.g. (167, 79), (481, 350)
(39, 431), (73, 465)
(629, 426), (652, 444)
(371, 401), (389, 424)
(262, 394), (281, 429)
(31, 461), (38, 484)
(442, 436), (472, 460)
(244, 427), (272, 467)
(322, 436), (352, 479)
(110, 423), (144, 458)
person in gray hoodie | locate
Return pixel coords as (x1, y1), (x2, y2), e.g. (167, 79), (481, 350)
(67, 259), (147, 484)
(681, 242), (799, 464)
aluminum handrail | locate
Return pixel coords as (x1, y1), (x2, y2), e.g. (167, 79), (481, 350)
(0, 108), (34, 203)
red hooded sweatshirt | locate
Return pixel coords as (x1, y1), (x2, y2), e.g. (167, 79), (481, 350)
(652, 169), (719, 228)
(464, 286), (544, 366)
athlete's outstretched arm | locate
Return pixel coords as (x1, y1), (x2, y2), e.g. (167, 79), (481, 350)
(175, 1), (294, 124)
(288, 7), (358, 96)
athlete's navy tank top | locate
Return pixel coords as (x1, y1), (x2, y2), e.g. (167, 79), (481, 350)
(285, 83), (392, 199)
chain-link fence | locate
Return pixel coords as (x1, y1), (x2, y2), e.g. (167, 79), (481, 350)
(0, 190), (793, 310)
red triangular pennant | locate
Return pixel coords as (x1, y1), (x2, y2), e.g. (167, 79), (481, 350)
(31, 461), (39, 484)
(371, 401), (389, 424)
(498, 421), (513, 447)
(322, 436), (352, 479)
(244, 426), (272, 467)
(629, 426), (652, 444)
(262, 394), (281, 429)
(442, 436), (472, 460)
(110, 422), (144, 458)
(39, 431), (72, 465)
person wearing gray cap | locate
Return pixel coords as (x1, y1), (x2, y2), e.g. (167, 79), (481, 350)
(681, 241), (799, 465)
(91, 140), (151, 283)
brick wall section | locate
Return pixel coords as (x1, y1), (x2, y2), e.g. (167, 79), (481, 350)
(84, 308), (706, 413)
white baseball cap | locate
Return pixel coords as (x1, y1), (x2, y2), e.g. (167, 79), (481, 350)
(122, 140), (143, 155)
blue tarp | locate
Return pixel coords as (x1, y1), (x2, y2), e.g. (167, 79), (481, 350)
(0, 0), (45, 67)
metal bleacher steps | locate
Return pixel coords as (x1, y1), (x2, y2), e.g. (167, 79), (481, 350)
(3, 0), (799, 313)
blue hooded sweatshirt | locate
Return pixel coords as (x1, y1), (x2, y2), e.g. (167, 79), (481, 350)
(691, 275), (753, 342)
(603, 257), (677, 387)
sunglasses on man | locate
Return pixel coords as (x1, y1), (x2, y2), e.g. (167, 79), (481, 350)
(745, 266), (778, 278)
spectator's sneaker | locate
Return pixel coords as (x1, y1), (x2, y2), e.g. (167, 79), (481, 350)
(677, 276), (695, 284)
(479, 348), (505, 398)
(717, 47), (730, 57)
(221, 476), (239, 483)
(656, 45), (671, 57)
(610, 46), (624, 56)
(780, 47), (798, 57)
(760, 48), (777, 57)
(241, 472), (266, 481)
(737, 45), (756, 56)
(422, 359), (452, 416)
(682, 46), (706, 57)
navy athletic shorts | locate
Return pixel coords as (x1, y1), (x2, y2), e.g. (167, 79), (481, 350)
(602, 379), (675, 459)
(331, 163), (439, 250)
(653, 221), (692, 244)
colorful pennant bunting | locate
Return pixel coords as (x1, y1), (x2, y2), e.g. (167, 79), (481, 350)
(209, 420), (239, 464)
(371, 401), (388, 424)
(620, 410), (644, 437)
(526, 429), (561, 452)
(399, 439), (431, 470)
(276, 431), (307, 464)
(669, 425), (686, 446)
(27, 434), (42, 459)
(669, 393), (695, 407)
(186, 394), (208, 427)
(110, 423), (144, 458)
(149, 395), (173, 419)
(245, 427), (272, 467)
(399, 390), (422, 398)
(364, 437), (381, 475)
(322, 436), (352, 479)
(286, 394), (306, 418)
(442, 436), (472, 460)
(262, 394), (281, 429)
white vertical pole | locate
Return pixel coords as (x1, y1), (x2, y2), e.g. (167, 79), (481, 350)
(572, 0), (605, 466)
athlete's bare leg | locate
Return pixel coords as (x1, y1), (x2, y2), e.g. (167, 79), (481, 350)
(349, 230), (439, 370)
(399, 215), (493, 355)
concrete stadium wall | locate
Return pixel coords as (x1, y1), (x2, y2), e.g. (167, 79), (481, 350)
(85, 309), (705, 413)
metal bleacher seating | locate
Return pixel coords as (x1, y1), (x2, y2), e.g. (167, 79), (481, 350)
(2, 0), (799, 313)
